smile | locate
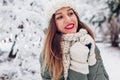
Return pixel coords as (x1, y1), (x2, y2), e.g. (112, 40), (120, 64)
(65, 23), (74, 30)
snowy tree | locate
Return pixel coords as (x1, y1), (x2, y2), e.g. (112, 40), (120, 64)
(107, 0), (120, 47)
(0, 0), (45, 80)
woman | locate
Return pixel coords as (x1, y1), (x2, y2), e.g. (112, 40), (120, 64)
(40, 0), (109, 80)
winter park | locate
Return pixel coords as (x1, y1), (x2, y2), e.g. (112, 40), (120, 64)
(0, 0), (120, 80)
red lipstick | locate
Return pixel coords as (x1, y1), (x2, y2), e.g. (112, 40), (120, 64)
(65, 23), (74, 30)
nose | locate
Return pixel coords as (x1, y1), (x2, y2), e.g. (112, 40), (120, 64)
(64, 15), (71, 23)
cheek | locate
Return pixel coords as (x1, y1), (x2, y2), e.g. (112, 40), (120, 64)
(75, 17), (78, 27)
(56, 20), (64, 30)
(76, 20), (78, 27)
(55, 21), (60, 30)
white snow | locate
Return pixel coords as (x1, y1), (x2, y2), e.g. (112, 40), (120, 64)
(97, 43), (120, 80)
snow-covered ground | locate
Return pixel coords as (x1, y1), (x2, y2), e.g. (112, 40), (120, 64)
(97, 43), (120, 80)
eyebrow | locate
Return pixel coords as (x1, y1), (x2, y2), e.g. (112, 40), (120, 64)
(55, 8), (73, 15)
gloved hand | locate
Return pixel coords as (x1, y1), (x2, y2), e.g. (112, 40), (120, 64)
(69, 33), (97, 74)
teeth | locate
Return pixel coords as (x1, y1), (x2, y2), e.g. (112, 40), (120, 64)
(67, 25), (73, 28)
(66, 24), (73, 28)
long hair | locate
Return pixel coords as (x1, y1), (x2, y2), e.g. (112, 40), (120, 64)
(42, 8), (94, 80)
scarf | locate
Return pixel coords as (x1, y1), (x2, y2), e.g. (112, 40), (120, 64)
(61, 28), (96, 80)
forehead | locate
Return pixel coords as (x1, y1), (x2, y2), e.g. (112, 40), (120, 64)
(55, 7), (72, 14)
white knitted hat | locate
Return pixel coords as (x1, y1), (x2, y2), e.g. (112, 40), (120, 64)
(44, 0), (79, 27)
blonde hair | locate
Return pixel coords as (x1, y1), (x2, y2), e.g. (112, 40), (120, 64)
(42, 8), (94, 80)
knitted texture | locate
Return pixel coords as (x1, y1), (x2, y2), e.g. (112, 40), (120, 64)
(61, 29), (97, 80)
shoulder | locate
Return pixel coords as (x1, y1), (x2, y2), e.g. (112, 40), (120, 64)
(39, 53), (52, 79)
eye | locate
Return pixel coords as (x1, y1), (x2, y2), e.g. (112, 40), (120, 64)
(68, 11), (74, 16)
(56, 15), (63, 20)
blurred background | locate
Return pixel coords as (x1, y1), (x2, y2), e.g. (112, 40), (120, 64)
(0, 0), (120, 80)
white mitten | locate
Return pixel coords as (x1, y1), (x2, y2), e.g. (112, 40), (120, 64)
(70, 41), (89, 74)
(70, 42), (89, 63)
(69, 33), (97, 74)
(79, 34), (97, 66)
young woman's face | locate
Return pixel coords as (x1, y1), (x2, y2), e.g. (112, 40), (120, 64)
(55, 7), (78, 34)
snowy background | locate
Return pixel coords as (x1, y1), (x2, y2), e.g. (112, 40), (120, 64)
(0, 0), (120, 80)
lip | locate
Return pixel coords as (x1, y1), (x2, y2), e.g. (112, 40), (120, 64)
(65, 23), (74, 30)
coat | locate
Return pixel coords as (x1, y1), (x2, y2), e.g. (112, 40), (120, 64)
(40, 45), (109, 80)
